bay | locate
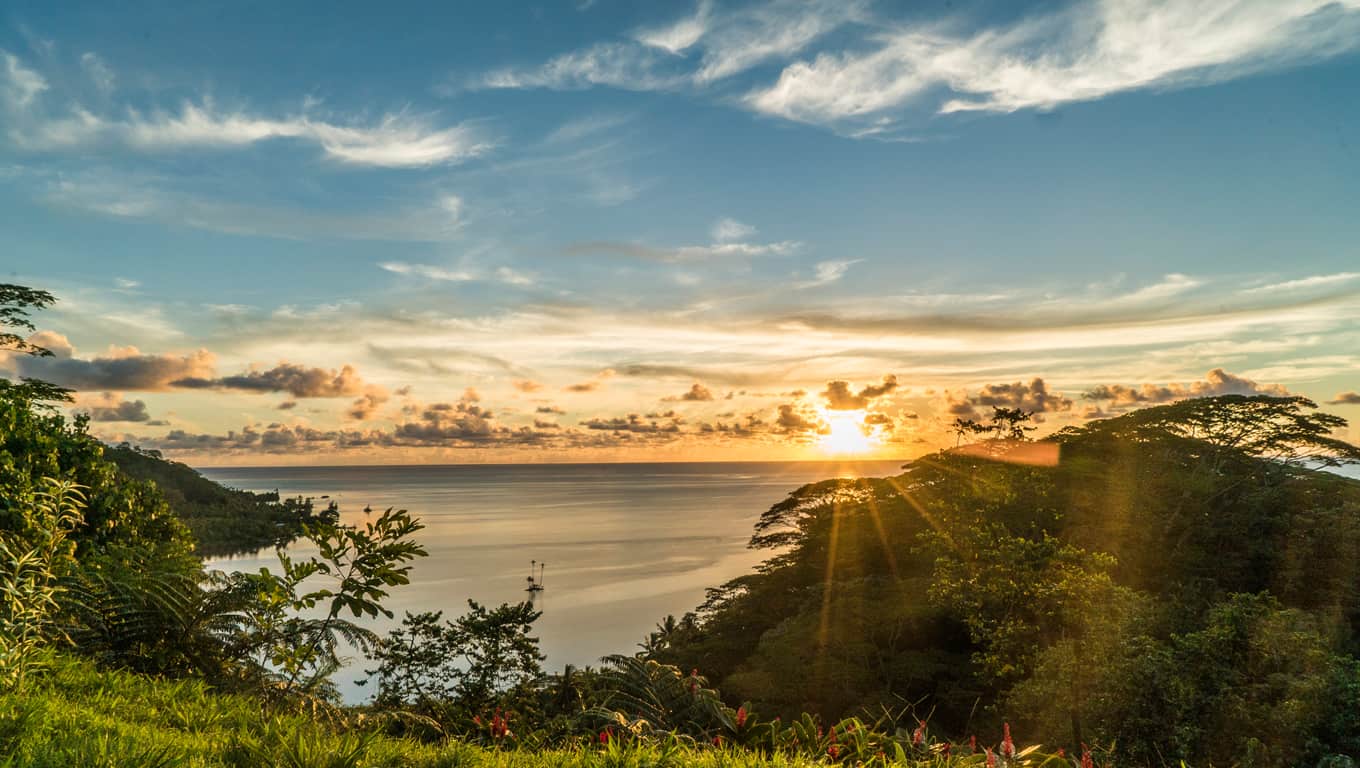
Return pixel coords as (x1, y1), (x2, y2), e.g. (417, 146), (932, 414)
(200, 460), (905, 702)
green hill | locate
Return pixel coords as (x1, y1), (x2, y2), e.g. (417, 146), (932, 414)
(647, 396), (1360, 767)
(103, 444), (333, 557)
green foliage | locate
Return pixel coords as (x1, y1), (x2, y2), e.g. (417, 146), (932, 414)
(367, 601), (545, 727)
(0, 479), (84, 690)
(104, 443), (337, 557)
(656, 395), (1360, 763)
(230, 507), (428, 696)
(0, 654), (1062, 768)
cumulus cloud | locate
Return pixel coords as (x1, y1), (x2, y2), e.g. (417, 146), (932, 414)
(513, 379), (544, 393)
(664, 382), (714, 402)
(564, 368), (616, 393)
(775, 403), (827, 436)
(1084, 368), (1289, 410)
(822, 375), (898, 410)
(394, 399), (501, 442)
(4, 332), (216, 391)
(77, 392), (152, 422)
(581, 413), (682, 433)
(348, 387), (391, 420)
(173, 363), (365, 398)
(974, 378), (1074, 413)
(1329, 391), (1360, 405)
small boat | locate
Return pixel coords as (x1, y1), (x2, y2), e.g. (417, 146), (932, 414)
(526, 559), (546, 592)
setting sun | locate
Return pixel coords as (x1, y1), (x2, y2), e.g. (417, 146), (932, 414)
(818, 410), (877, 454)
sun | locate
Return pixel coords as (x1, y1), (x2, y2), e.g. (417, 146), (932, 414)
(818, 410), (877, 455)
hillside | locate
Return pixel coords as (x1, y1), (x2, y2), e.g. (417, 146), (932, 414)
(648, 396), (1360, 766)
(103, 444), (334, 557)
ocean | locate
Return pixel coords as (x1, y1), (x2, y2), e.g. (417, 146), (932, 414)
(199, 460), (906, 702)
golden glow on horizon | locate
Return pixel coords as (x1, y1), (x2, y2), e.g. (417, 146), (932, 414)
(817, 409), (877, 455)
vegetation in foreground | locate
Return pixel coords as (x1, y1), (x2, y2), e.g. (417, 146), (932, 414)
(2, 654), (1068, 768)
(5, 282), (1360, 767)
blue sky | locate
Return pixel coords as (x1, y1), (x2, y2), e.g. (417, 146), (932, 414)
(2, 0), (1359, 464)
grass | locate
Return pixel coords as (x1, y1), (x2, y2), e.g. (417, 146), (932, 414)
(0, 655), (1042, 767)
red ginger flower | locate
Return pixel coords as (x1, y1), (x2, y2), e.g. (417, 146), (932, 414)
(598, 730), (609, 744)
(1081, 743), (1095, 768)
(913, 722), (925, 746)
(1002, 722), (1015, 758)
(827, 744), (840, 759)
(986, 747), (997, 768)
(736, 706), (748, 728)
(970, 735), (978, 753)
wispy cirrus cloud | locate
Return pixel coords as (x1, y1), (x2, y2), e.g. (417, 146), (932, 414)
(455, 0), (1360, 137)
(747, 0), (1360, 129)
(39, 169), (469, 242)
(565, 237), (800, 263)
(794, 259), (861, 289)
(1, 50), (492, 168)
(465, 0), (865, 92)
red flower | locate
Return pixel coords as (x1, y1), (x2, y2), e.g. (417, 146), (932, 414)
(1081, 743), (1095, 768)
(943, 743), (952, 757)
(970, 735), (978, 754)
(1057, 748), (1066, 758)
(713, 735), (723, 746)
(598, 730), (609, 745)
(986, 747), (997, 768)
(472, 715), (482, 727)
(736, 706), (748, 728)
(1002, 722), (1015, 758)
(913, 722), (925, 746)
(827, 744), (840, 759)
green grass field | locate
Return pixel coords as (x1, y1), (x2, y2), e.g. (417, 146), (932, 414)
(0, 655), (1041, 768)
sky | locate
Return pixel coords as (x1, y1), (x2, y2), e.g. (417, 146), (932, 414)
(2, 0), (1359, 465)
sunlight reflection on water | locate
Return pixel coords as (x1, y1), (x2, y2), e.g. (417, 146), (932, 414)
(200, 460), (904, 702)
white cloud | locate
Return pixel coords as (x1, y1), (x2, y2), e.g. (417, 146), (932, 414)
(43, 169), (468, 241)
(471, 0), (864, 91)
(566, 237), (802, 263)
(747, 0), (1360, 127)
(683, 241), (800, 259)
(114, 103), (491, 167)
(1106, 273), (1201, 305)
(380, 262), (477, 282)
(692, 0), (867, 83)
(80, 52), (115, 93)
(710, 217), (756, 242)
(1, 50), (47, 108)
(795, 258), (861, 289)
(543, 112), (632, 144)
(381, 262), (537, 287)
(495, 267), (536, 287)
(1243, 272), (1360, 294)
(1, 52), (491, 168)
(474, 43), (687, 92)
(635, 0), (712, 54)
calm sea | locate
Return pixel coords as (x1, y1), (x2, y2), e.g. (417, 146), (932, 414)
(199, 460), (906, 702)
